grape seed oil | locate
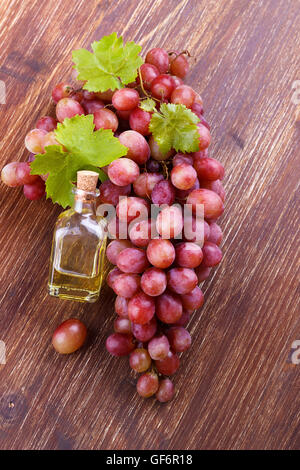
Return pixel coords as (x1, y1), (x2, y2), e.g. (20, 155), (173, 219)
(48, 170), (107, 303)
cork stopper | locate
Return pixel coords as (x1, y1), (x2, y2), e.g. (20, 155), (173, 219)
(77, 170), (99, 192)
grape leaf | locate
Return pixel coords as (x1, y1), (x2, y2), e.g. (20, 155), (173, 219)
(72, 33), (143, 92)
(30, 115), (127, 208)
(140, 98), (156, 112)
(149, 103), (200, 155)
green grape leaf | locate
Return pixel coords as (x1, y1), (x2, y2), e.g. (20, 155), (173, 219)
(149, 103), (200, 155)
(140, 98), (156, 112)
(72, 32), (143, 92)
(30, 115), (127, 208)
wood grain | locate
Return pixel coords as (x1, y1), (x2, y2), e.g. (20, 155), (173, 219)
(0, 0), (299, 450)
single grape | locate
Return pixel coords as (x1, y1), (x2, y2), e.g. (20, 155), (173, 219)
(52, 319), (87, 354)
(156, 378), (175, 402)
(199, 115), (210, 130)
(1, 162), (21, 187)
(208, 222), (223, 245)
(191, 102), (204, 118)
(187, 188), (224, 219)
(116, 196), (149, 223)
(93, 108), (118, 132)
(95, 89), (114, 102)
(200, 179), (226, 202)
(155, 351), (180, 376)
(194, 157), (224, 181)
(141, 267), (167, 297)
(36, 116), (57, 132)
(112, 88), (140, 111)
(167, 268), (198, 295)
(148, 335), (170, 360)
(156, 205), (183, 239)
(194, 93), (203, 106)
(15, 162), (39, 185)
(99, 180), (131, 206)
(145, 48), (169, 74)
(171, 85), (195, 108)
(118, 130), (150, 164)
(129, 348), (152, 373)
(128, 292), (155, 325)
(43, 131), (59, 149)
(131, 316), (157, 342)
(197, 123), (211, 150)
(106, 333), (135, 356)
(166, 326), (191, 352)
(156, 291), (183, 324)
(115, 295), (129, 318)
(107, 267), (122, 289)
(202, 242), (222, 267)
(146, 158), (161, 173)
(149, 135), (174, 161)
(174, 309), (191, 327)
(195, 265), (211, 283)
(108, 158), (140, 186)
(129, 219), (157, 247)
(23, 179), (45, 200)
(180, 286), (204, 310)
(171, 163), (197, 190)
(25, 129), (47, 153)
(151, 74), (175, 100)
(111, 273), (141, 298)
(52, 83), (73, 103)
(138, 63), (160, 89)
(146, 239), (175, 269)
(169, 54), (189, 78)
(183, 215), (210, 245)
(151, 180), (176, 205)
(172, 153), (193, 166)
(81, 90), (97, 100)
(114, 317), (131, 335)
(133, 172), (164, 198)
(175, 242), (203, 268)
(56, 98), (85, 122)
(137, 372), (159, 398)
(81, 98), (104, 114)
(171, 75), (184, 88)
(129, 108), (152, 135)
(106, 239), (133, 265)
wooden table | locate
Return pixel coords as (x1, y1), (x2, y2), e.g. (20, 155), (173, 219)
(0, 0), (299, 451)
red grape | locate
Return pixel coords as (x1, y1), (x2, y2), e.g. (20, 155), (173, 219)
(93, 108), (118, 131)
(171, 163), (197, 190)
(106, 239), (133, 265)
(115, 295), (129, 318)
(171, 85), (195, 108)
(118, 130), (150, 164)
(133, 172), (163, 198)
(14, 162), (38, 185)
(106, 333), (135, 356)
(107, 267), (122, 289)
(156, 205), (183, 239)
(132, 316), (157, 342)
(112, 273), (141, 298)
(108, 158), (140, 186)
(151, 74), (175, 100)
(208, 222), (223, 245)
(195, 265), (211, 283)
(117, 196), (149, 223)
(1, 162), (21, 187)
(81, 98), (104, 114)
(156, 378), (175, 402)
(180, 286), (204, 310)
(187, 188), (224, 219)
(202, 242), (222, 267)
(173, 153), (193, 166)
(25, 129), (47, 153)
(191, 102), (204, 118)
(96, 89), (114, 102)
(145, 48), (169, 74)
(174, 309), (191, 327)
(155, 351), (180, 375)
(117, 247), (149, 274)
(175, 242), (203, 268)
(114, 317), (131, 335)
(138, 63), (160, 90)
(128, 292), (155, 325)
(197, 123), (211, 150)
(156, 291), (183, 324)
(36, 116), (57, 132)
(99, 180), (131, 206)
(23, 179), (45, 200)
(112, 88), (140, 111)
(148, 335), (170, 360)
(137, 372), (159, 397)
(149, 135), (174, 161)
(129, 108), (152, 135)
(56, 98), (85, 122)
(129, 219), (157, 247)
(129, 348), (151, 373)
(52, 83), (73, 103)
(200, 179), (226, 202)
(169, 54), (189, 78)
(52, 319), (87, 354)
(141, 267), (167, 297)
(166, 326), (191, 352)
(167, 267), (198, 294)
(194, 157), (224, 181)
(146, 239), (175, 269)
(151, 180), (176, 205)
(146, 159), (161, 173)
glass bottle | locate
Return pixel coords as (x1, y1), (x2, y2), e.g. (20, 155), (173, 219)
(48, 170), (107, 303)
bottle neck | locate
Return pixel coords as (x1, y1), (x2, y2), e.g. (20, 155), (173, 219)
(73, 188), (99, 214)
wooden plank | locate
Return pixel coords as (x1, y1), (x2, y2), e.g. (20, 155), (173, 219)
(0, 0), (299, 450)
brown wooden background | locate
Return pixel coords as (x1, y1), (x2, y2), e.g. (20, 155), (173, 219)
(0, 0), (299, 451)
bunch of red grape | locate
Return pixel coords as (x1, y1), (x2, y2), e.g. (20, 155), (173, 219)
(99, 48), (225, 402)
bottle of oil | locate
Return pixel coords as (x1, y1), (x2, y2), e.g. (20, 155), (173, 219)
(48, 170), (107, 303)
